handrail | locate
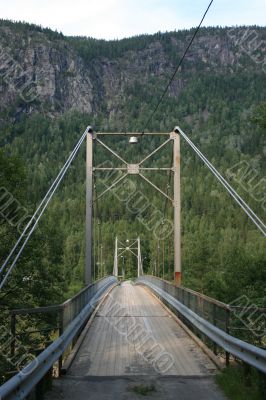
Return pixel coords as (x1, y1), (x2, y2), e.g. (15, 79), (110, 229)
(142, 275), (230, 310)
(0, 276), (117, 400)
(136, 276), (266, 374)
(10, 304), (61, 315)
(11, 276), (111, 315)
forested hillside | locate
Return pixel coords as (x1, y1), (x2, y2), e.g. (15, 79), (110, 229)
(0, 19), (265, 320)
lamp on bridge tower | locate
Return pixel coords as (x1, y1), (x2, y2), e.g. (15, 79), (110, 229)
(129, 136), (138, 144)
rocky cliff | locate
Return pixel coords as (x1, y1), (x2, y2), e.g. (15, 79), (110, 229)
(0, 20), (265, 123)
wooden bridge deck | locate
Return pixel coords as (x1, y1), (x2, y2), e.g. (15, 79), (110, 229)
(68, 281), (216, 376)
(46, 281), (227, 400)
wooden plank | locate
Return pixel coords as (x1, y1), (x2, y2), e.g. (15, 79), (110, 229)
(68, 281), (217, 377)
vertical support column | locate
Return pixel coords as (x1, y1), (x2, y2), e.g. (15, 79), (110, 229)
(100, 244), (103, 276)
(58, 308), (64, 376)
(140, 245), (143, 275)
(122, 257), (125, 280)
(225, 308), (230, 366)
(173, 129), (181, 285)
(137, 237), (142, 277)
(85, 127), (93, 285)
(113, 254), (116, 276)
(113, 237), (118, 277)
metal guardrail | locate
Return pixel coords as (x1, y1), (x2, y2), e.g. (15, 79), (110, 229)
(0, 276), (117, 400)
(136, 276), (266, 374)
(9, 276), (116, 359)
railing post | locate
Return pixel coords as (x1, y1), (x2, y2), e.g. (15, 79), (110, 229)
(35, 342), (53, 400)
(226, 308), (230, 366)
(58, 307), (64, 376)
(188, 291), (191, 309)
(213, 304), (218, 355)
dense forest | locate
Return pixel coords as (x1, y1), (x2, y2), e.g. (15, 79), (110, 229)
(0, 20), (265, 326)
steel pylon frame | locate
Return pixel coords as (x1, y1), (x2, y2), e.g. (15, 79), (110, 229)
(113, 237), (143, 278)
(86, 130), (181, 285)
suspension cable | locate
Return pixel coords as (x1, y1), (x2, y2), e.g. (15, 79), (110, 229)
(0, 126), (92, 289)
(142, 0), (214, 131)
(176, 127), (266, 237)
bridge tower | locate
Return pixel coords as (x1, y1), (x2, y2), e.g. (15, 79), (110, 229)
(173, 129), (181, 285)
(85, 128), (93, 285)
(113, 237), (143, 279)
(85, 129), (181, 285)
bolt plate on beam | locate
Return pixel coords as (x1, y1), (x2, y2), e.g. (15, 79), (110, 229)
(127, 164), (139, 174)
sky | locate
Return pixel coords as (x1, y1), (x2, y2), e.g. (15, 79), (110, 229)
(0, 0), (265, 40)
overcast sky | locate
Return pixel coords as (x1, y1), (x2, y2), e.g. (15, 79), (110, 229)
(0, 0), (265, 40)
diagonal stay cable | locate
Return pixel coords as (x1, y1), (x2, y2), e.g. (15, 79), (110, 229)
(0, 127), (91, 276)
(177, 126), (266, 230)
(0, 127), (92, 288)
(142, 0), (214, 131)
(0, 154), (81, 289)
(177, 126), (266, 237)
(181, 133), (266, 236)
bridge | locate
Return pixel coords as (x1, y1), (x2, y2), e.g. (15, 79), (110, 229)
(43, 281), (222, 400)
(0, 127), (265, 400)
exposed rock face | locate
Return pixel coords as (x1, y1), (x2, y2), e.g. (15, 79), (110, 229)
(0, 22), (265, 118)
(0, 26), (94, 114)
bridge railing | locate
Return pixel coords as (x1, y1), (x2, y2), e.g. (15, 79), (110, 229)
(60, 277), (110, 331)
(10, 276), (114, 355)
(1, 276), (117, 400)
(151, 276), (229, 329)
(136, 275), (230, 361)
(136, 275), (266, 373)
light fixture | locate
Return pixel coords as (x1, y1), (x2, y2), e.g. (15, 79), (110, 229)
(129, 136), (138, 144)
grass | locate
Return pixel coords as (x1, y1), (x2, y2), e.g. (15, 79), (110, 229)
(216, 364), (266, 400)
(130, 383), (157, 396)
